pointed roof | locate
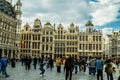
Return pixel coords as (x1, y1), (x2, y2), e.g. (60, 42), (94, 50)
(16, 0), (22, 6)
(69, 22), (75, 30)
(85, 20), (94, 26)
(58, 23), (63, 29)
(45, 21), (51, 25)
(35, 18), (40, 21)
(70, 22), (74, 26)
(25, 22), (30, 27)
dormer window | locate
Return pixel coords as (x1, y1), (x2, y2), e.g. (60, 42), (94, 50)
(70, 30), (75, 33)
(26, 27), (28, 31)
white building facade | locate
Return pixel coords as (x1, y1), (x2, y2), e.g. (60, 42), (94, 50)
(0, 0), (22, 58)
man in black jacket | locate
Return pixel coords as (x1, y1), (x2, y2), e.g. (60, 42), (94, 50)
(65, 56), (74, 80)
(33, 56), (37, 69)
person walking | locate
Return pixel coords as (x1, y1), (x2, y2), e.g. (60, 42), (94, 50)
(1, 55), (9, 77)
(39, 58), (46, 76)
(105, 59), (115, 80)
(63, 58), (66, 73)
(33, 56), (37, 69)
(96, 57), (104, 80)
(56, 57), (61, 73)
(49, 57), (54, 71)
(65, 56), (74, 80)
(74, 58), (78, 74)
(25, 56), (32, 70)
(21, 56), (25, 66)
(80, 58), (87, 72)
(11, 57), (16, 68)
(89, 58), (96, 75)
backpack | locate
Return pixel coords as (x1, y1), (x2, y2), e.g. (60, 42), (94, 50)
(105, 63), (113, 74)
(65, 58), (74, 69)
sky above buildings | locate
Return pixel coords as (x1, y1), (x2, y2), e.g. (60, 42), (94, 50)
(12, 0), (120, 37)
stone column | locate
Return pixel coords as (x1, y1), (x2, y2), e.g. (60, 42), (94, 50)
(11, 50), (13, 59)
(2, 48), (4, 57)
(7, 50), (9, 58)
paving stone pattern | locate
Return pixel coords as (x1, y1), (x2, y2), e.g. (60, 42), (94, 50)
(0, 62), (119, 80)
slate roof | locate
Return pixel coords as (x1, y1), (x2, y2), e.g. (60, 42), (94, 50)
(0, 0), (16, 19)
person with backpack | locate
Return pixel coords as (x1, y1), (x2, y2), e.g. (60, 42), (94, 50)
(89, 58), (96, 75)
(105, 59), (115, 80)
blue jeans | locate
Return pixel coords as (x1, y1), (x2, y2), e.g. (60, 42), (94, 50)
(107, 73), (113, 80)
(40, 67), (45, 75)
(89, 67), (92, 75)
(33, 63), (37, 69)
(1, 67), (8, 77)
(74, 65), (78, 74)
(89, 67), (96, 75)
(97, 69), (103, 80)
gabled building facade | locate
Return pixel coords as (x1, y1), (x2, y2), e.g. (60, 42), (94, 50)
(20, 19), (103, 59)
(78, 20), (103, 59)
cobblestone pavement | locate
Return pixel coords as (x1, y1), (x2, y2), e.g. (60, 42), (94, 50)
(0, 62), (119, 80)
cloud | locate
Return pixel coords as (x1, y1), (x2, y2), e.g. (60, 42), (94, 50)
(12, 0), (120, 30)
(90, 0), (120, 26)
(91, 5), (119, 25)
(102, 28), (113, 38)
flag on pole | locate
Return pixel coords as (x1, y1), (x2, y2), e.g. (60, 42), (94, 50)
(21, 40), (24, 48)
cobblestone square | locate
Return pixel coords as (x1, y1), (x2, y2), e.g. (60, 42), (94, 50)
(0, 62), (119, 80)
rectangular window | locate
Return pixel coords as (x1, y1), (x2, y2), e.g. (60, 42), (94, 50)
(86, 36), (88, 41)
(96, 36), (98, 41)
(99, 44), (101, 50)
(42, 37), (45, 42)
(96, 44), (98, 50)
(93, 36), (95, 41)
(50, 45), (52, 51)
(42, 45), (44, 51)
(79, 36), (81, 41)
(50, 37), (53, 42)
(46, 37), (49, 42)
(93, 44), (95, 50)
(89, 44), (92, 50)
(29, 34), (31, 40)
(46, 32), (49, 35)
(79, 44), (81, 50)
(99, 36), (101, 41)
(38, 35), (40, 40)
(86, 44), (87, 50)
(50, 31), (53, 35)
(46, 45), (48, 51)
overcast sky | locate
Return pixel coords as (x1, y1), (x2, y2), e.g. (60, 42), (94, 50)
(12, 0), (120, 37)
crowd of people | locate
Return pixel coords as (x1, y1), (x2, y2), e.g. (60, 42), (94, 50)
(0, 55), (120, 80)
